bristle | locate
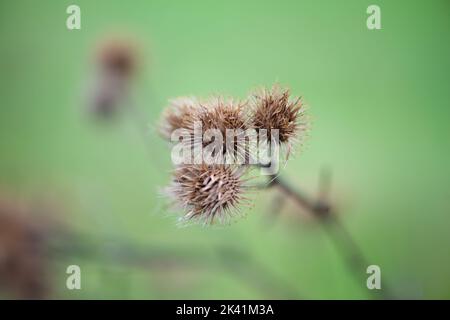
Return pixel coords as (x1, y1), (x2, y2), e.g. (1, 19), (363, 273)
(166, 164), (247, 225)
(185, 97), (252, 162)
(159, 96), (199, 140)
(251, 85), (307, 147)
(159, 84), (309, 226)
(160, 96), (253, 162)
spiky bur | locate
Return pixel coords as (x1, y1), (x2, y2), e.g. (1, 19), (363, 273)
(159, 96), (199, 140)
(159, 96), (253, 163)
(166, 164), (248, 225)
(158, 84), (307, 225)
(251, 85), (308, 158)
(184, 97), (253, 163)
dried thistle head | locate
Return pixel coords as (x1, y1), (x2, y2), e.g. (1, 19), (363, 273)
(186, 97), (252, 160)
(159, 96), (252, 162)
(159, 97), (199, 140)
(166, 164), (248, 225)
(194, 97), (249, 134)
(251, 85), (307, 153)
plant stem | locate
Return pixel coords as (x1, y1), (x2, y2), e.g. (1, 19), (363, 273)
(267, 174), (394, 299)
(49, 232), (302, 298)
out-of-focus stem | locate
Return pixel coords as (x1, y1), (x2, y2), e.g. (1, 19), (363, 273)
(48, 232), (302, 298)
(267, 174), (394, 299)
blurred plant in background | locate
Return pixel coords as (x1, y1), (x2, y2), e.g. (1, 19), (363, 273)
(0, 194), (56, 299)
(87, 37), (139, 119)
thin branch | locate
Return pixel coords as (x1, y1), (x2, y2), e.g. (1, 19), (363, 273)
(266, 173), (395, 299)
(48, 232), (303, 299)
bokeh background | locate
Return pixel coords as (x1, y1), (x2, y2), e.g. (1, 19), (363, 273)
(1, 0), (450, 299)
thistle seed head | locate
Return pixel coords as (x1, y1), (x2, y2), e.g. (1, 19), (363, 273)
(186, 97), (252, 161)
(194, 97), (249, 134)
(159, 97), (199, 140)
(166, 164), (247, 225)
(160, 96), (252, 162)
(251, 85), (306, 146)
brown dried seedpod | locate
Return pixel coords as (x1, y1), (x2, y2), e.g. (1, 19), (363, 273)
(166, 164), (248, 225)
(159, 96), (200, 140)
(251, 85), (307, 156)
(194, 98), (249, 134)
(184, 97), (252, 162)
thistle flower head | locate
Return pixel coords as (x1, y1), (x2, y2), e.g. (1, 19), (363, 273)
(159, 97), (199, 140)
(161, 97), (250, 138)
(166, 164), (247, 225)
(159, 83), (309, 226)
(188, 97), (251, 161)
(160, 96), (252, 162)
(251, 85), (306, 147)
(194, 97), (249, 134)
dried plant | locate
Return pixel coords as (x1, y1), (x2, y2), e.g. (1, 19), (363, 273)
(164, 97), (251, 159)
(156, 83), (393, 298)
(189, 98), (252, 161)
(251, 85), (308, 158)
(191, 98), (250, 136)
(159, 84), (307, 225)
(165, 164), (249, 225)
(159, 96), (199, 140)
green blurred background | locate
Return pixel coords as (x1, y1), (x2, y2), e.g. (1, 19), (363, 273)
(1, 0), (450, 299)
